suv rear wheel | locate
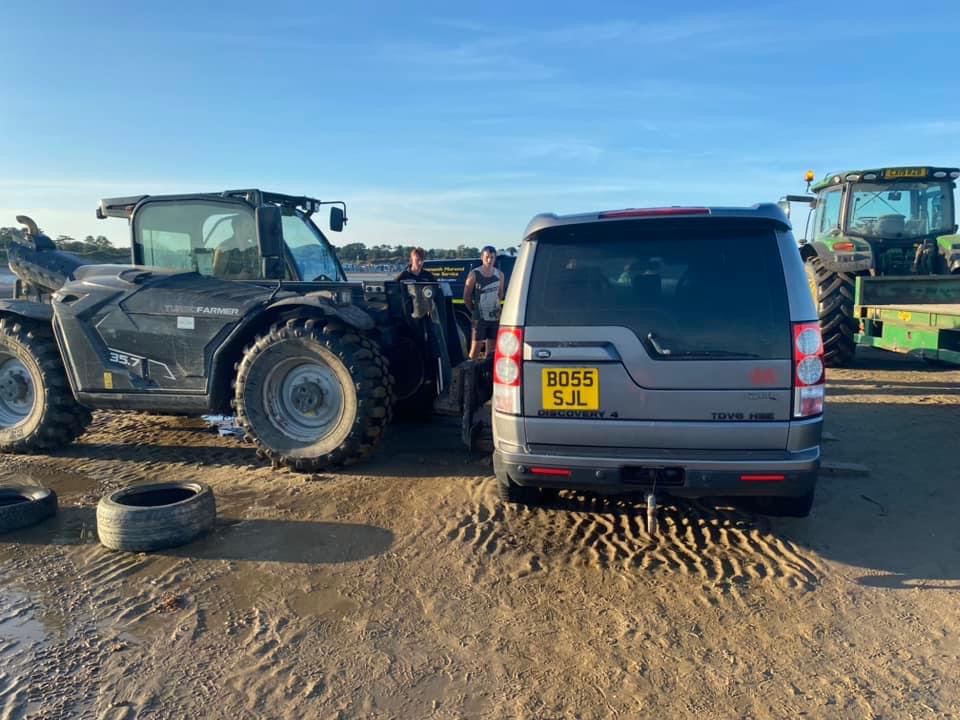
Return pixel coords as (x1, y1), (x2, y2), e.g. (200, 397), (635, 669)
(234, 318), (394, 471)
(495, 473), (541, 505)
(744, 487), (815, 518)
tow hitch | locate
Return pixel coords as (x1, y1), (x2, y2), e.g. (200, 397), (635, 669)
(646, 492), (657, 536)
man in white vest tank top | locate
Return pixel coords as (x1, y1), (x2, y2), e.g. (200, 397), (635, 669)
(464, 246), (504, 359)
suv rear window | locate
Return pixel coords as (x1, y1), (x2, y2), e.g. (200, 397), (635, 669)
(525, 219), (792, 359)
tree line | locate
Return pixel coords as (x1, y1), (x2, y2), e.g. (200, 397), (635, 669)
(0, 227), (130, 263)
(334, 243), (517, 263)
(0, 228), (516, 266)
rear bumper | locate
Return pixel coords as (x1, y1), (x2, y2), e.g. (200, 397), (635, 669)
(493, 443), (820, 498)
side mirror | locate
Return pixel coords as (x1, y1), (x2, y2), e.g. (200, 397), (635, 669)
(330, 206), (346, 232)
(777, 199), (791, 219)
(256, 205), (284, 257)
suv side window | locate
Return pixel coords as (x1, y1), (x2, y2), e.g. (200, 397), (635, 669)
(815, 189), (843, 238)
(134, 201), (261, 280)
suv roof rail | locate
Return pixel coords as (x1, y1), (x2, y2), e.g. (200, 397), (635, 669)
(523, 203), (790, 238)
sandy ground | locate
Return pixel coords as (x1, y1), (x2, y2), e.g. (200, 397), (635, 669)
(0, 348), (958, 719)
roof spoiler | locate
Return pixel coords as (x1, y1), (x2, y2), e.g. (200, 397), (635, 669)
(96, 195), (148, 220)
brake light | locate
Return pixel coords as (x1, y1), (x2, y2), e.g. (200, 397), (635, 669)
(833, 242), (855, 252)
(494, 327), (523, 414)
(740, 474), (786, 482)
(599, 207), (711, 219)
(530, 467), (572, 477)
(793, 322), (824, 418)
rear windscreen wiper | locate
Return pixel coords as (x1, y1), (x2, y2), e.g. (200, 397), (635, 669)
(647, 332), (672, 356)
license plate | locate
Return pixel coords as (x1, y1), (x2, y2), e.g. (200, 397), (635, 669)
(541, 368), (599, 410)
(883, 167), (927, 179)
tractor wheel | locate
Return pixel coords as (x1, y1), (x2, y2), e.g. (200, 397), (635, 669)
(234, 318), (394, 472)
(386, 329), (435, 423)
(454, 310), (471, 357)
(804, 257), (857, 367)
(393, 382), (436, 423)
(0, 317), (91, 453)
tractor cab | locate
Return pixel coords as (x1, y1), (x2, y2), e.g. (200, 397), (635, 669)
(781, 167), (960, 275)
(97, 190), (349, 283)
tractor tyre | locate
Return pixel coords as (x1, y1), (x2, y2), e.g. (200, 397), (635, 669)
(234, 318), (394, 472)
(804, 257), (857, 367)
(393, 382), (436, 423)
(387, 328), (435, 423)
(0, 318), (91, 453)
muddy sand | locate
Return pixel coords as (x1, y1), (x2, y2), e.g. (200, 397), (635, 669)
(0, 348), (958, 719)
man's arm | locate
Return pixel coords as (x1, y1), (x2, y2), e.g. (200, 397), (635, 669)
(463, 271), (475, 312)
(498, 269), (505, 301)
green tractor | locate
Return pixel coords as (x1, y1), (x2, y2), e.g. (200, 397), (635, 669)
(781, 166), (960, 366)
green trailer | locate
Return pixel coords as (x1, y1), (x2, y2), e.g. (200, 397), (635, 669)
(854, 275), (960, 365)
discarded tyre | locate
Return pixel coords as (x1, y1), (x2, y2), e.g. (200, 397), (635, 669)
(97, 482), (216, 551)
(0, 485), (57, 533)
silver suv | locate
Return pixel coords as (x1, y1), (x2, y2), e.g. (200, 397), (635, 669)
(491, 205), (824, 517)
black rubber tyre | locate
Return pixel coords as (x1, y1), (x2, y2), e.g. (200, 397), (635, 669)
(454, 311), (471, 357)
(97, 481), (216, 551)
(394, 381), (436, 422)
(495, 474), (541, 506)
(385, 328), (435, 423)
(804, 257), (857, 368)
(0, 317), (91, 453)
(747, 488), (816, 518)
(0, 485), (57, 533)
(234, 318), (394, 472)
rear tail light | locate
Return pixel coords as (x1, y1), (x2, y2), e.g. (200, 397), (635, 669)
(494, 326), (523, 414)
(793, 322), (824, 418)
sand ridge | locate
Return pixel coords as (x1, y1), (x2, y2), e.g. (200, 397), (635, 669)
(0, 349), (958, 718)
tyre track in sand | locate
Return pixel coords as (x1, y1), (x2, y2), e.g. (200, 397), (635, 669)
(444, 478), (823, 597)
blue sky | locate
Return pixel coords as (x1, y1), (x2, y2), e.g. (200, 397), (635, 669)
(1, 0), (958, 249)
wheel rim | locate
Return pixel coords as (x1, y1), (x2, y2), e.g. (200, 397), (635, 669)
(0, 354), (34, 428)
(262, 357), (346, 443)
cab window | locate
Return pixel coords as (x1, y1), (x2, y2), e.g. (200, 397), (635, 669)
(134, 201), (262, 280)
(815, 189), (843, 238)
(282, 214), (344, 281)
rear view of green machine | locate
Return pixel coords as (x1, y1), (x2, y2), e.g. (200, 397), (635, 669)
(780, 166), (960, 366)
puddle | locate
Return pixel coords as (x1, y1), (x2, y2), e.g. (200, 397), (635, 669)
(286, 587), (357, 619)
(0, 466), (101, 505)
(0, 586), (48, 650)
(1, 506), (98, 546)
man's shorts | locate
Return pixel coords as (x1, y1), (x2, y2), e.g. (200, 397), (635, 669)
(472, 319), (498, 342)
